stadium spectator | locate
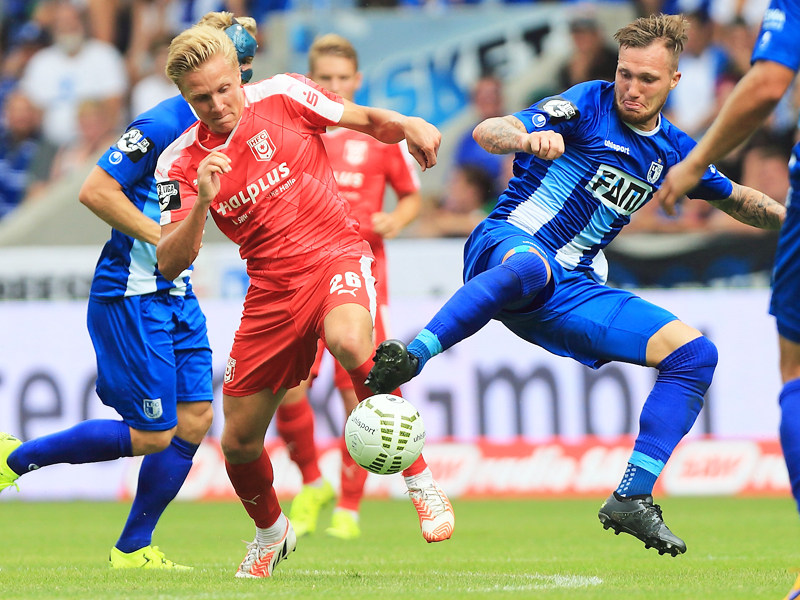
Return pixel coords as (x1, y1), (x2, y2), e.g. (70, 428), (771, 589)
(717, 16), (758, 82)
(0, 12), (259, 569)
(125, 1), (247, 83)
(412, 164), (496, 238)
(155, 24), (452, 577)
(0, 89), (57, 218)
(663, 9), (730, 140)
(449, 75), (512, 204)
(130, 34), (178, 116)
(18, 1), (128, 146)
(277, 33), (452, 543)
(0, 21), (49, 113)
(556, 13), (618, 90)
(652, 5), (800, 592)
(45, 97), (121, 183)
(365, 13), (784, 560)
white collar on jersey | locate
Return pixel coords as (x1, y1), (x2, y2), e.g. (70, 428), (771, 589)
(622, 112), (662, 137)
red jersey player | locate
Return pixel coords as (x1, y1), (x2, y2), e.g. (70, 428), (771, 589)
(155, 25), (449, 578)
(276, 34), (453, 544)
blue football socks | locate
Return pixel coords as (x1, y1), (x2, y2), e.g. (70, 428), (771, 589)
(779, 378), (800, 513)
(617, 336), (718, 497)
(115, 436), (199, 553)
(7, 419), (133, 474)
(408, 251), (549, 373)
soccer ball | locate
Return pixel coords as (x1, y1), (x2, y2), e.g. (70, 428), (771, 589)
(344, 394), (425, 475)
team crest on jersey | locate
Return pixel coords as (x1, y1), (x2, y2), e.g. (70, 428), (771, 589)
(647, 160), (663, 184)
(247, 129), (276, 161)
(157, 180), (181, 212)
(343, 139), (368, 165)
(115, 128), (152, 163)
(539, 98), (579, 122)
(143, 398), (163, 419)
(224, 357), (236, 383)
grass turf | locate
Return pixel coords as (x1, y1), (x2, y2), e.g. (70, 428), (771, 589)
(1, 496), (798, 599)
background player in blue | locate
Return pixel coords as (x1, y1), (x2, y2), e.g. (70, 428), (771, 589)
(0, 13), (258, 568)
(366, 13), (786, 557)
(653, 1), (800, 594)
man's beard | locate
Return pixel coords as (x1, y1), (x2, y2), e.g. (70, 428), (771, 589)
(614, 98), (658, 127)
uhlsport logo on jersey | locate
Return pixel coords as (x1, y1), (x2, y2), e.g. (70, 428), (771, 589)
(247, 129), (276, 161)
(157, 180), (181, 212)
(115, 128), (152, 163)
(224, 357), (236, 383)
(344, 139), (368, 165)
(143, 398), (163, 419)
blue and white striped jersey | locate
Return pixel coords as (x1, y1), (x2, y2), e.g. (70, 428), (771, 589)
(90, 95), (197, 299)
(750, 0), (800, 194)
(487, 80), (733, 284)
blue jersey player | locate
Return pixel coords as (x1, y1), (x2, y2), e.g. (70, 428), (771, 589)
(366, 13), (785, 558)
(0, 13), (258, 568)
(654, 1), (800, 594)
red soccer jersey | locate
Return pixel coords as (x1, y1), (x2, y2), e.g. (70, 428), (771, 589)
(322, 128), (419, 260)
(156, 73), (372, 291)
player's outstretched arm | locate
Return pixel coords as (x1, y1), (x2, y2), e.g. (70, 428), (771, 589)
(473, 115), (564, 160)
(654, 59), (796, 216)
(339, 101), (440, 171)
(707, 182), (786, 230)
(79, 166), (161, 245)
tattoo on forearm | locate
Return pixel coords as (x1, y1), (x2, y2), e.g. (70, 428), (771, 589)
(475, 119), (522, 155)
(713, 184), (785, 230)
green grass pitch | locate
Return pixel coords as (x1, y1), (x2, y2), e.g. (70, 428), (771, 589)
(1, 496), (798, 599)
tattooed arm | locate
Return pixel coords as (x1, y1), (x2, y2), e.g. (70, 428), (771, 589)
(707, 182), (785, 230)
(473, 116), (565, 161)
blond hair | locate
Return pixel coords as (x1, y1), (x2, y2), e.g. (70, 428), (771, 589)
(197, 11), (257, 37)
(166, 25), (238, 87)
(308, 33), (358, 72)
(614, 14), (689, 70)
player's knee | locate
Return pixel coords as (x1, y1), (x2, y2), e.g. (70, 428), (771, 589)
(177, 401), (213, 444)
(659, 335), (718, 392)
(500, 250), (549, 298)
(327, 332), (372, 371)
(220, 432), (263, 464)
(130, 427), (174, 455)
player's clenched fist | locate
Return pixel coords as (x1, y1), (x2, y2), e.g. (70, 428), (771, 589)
(197, 151), (232, 207)
(402, 116), (441, 171)
(523, 131), (564, 161)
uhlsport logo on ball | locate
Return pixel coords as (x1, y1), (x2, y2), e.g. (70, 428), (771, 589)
(344, 394), (425, 475)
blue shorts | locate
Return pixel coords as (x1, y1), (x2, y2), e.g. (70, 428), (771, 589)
(463, 219), (677, 368)
(770, 199), (800, 343)
(87, 292), (213, 431)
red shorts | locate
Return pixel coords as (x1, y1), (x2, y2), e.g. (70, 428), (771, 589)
(223, 255), (376, 396)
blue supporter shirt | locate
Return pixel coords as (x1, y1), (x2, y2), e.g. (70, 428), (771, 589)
(487, 80), (733, 284)
(91, 95), (197, 299)
(0, 130), (41, 218)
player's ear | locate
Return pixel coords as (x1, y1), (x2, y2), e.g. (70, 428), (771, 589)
(670, 70), (681, 90)
(355, 71), (363, 92)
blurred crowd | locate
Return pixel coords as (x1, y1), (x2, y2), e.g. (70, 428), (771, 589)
(0, 0), (793, 243)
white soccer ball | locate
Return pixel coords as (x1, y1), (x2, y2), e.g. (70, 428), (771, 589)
(344, 394), (425, 475)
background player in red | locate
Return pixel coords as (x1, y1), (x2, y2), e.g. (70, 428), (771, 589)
(155, 25), (448, 578)
(276, 34), (454, 543)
